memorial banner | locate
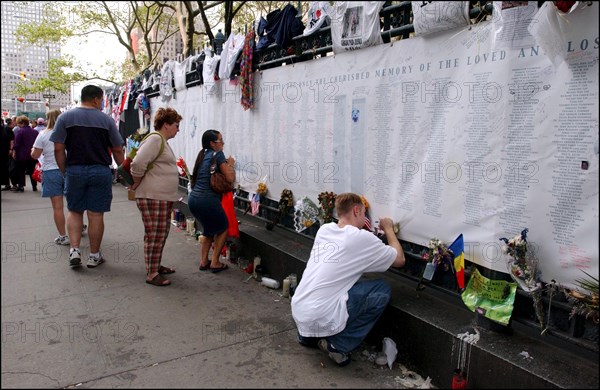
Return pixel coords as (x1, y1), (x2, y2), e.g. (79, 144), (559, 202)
(151, 4), (599, 289)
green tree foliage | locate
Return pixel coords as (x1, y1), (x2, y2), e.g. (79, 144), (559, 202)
(12, 56), (86, 98)
(13, 0), (311, 97)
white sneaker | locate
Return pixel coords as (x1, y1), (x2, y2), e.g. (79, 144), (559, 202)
(69, 248), (82, 268)
(87, 253), (105, 268)
(82, 224), (88, 235)
(318, 339), (351, 366)
(54, 235), (70, 246)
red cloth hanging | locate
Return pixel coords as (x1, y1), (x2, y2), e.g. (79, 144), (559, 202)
(221, 191), (240, 238)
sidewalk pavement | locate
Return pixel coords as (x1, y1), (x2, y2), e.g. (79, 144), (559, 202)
(1, 184), (420, 388)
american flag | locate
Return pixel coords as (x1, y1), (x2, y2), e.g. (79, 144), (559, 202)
(363, 210), (373, 232)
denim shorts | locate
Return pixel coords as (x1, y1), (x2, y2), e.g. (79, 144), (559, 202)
(41, 169), (65, 198)
(64, 165), (113, 212)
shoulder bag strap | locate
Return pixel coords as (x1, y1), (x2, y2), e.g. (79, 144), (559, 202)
(209, 151), (218, 174)
(144, 132), (165, 171)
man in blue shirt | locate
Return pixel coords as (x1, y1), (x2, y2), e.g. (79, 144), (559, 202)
(51, 85), (125, 269)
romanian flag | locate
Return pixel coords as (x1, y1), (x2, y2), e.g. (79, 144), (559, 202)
(449, 234), (465, 289)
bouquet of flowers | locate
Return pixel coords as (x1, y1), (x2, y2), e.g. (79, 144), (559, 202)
(360, 195), (370, 210)
(416, 237), (456, 286)
(422, 238), (454, 272)
(176, 157), (191, 181)
(317, 191), (337, 223)
(126, 128), (149, 157)
(129, 127), (149, 143)
(266, 189), (294, 231)
(499, 228), (540, 293)
(562, 271), (599, 324)
(251, 178), (268, 216)
(500, 228), (545, 331)
(257, 182), (268, 196)
(278, 189), (294, 216)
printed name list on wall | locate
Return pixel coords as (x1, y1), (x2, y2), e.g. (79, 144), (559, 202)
(151, 3), (599, 289)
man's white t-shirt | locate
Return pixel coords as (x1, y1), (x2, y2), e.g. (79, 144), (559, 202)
(32, 130), (58, 171)
(291, 222), (397, 337)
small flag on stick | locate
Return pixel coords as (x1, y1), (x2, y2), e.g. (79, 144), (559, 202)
(449, 234), (465, 289)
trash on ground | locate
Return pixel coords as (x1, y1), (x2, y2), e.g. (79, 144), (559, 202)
(519, 350), (533, 360)
(382, 337), (398, 369)
(394, 363), (434, 388)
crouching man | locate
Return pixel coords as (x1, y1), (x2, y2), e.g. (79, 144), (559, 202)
(291, 192), (405, 366)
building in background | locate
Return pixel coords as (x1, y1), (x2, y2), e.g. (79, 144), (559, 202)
(131, 5), (211, 68)
(1, 1), (70, 117)
(132, 24), (184, 68)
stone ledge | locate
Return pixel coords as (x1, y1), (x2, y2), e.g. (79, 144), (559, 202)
(234, 210), (599, 389)
(370, 272), (599, 388)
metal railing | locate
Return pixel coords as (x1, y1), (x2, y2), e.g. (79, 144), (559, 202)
(144, 2), (494, 98)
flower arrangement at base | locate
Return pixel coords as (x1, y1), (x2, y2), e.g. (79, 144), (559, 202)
(360, 195), (373, 231)
(360, 195), (370, 210)
(266, 189), (294, 231)
(499, 228), (540, 293)
(317, 191), (337, 223)
(416, 237), (455, 288)
(257, 182), (268, 197)
(278, 189), (294, 216)
(562, 271), (599, 324)
(422, 238), (454, 272)
(251, 180), (268, 216)
(500, 228), (545, 331)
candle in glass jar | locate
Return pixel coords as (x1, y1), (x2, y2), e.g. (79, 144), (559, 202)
(282, 277), (290, 298)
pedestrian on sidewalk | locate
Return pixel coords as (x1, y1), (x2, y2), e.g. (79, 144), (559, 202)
(1, 118), (15, 191)
(291, 193), (406, 366)
(31, 109), (70, 245)
(34, 117), (46, 132)
(11, 116), (39, 192)
(188, 129), (235, 273)
(50, 85), (125, 268)
(130, 107), (182, 286)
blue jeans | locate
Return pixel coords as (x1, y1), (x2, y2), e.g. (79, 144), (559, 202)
(298, 279), (391, 354)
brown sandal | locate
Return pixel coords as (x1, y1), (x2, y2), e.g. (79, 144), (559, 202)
(146, 274), (171, 286)
(158, 265), (175, 274)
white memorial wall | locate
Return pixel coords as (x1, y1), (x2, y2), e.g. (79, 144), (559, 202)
(149, 4), (599, 289)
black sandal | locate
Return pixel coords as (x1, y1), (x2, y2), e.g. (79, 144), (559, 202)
(210, 264), (229, 273)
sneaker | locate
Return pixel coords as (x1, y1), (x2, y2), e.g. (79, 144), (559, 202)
(87, 253), (105, 268)
(81, 224), (88, 235)
(318, 339), (351, 367)
(69, 248), (82, 268)
(54, 235), (70, 246)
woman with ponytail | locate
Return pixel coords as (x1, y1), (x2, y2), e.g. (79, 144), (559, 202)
(188, 129), (235, 273)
